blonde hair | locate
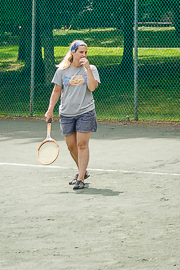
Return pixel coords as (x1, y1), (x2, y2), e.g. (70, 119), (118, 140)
(57, 40), (87, 70)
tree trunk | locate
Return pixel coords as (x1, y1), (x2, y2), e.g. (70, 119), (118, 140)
(68, 13), (80, 30)
(17, 0), (31, 65)
(34, 6), (45, 83)
(41, 0), (55, 85)
(18, 0), (45, 83)
(42, 27), (55, 85)
(174, 4), (180, 36)
(120, 2), (134, 77)
(18, 28), (26, 60)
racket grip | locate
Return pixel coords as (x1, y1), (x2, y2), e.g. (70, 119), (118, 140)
(47, 120), (52, 137)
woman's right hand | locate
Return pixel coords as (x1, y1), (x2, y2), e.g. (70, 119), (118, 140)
(45, 109), (53, 122)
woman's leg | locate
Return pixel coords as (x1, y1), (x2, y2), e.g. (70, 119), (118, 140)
(76, 132), (91, 181)
(64, 133), (78, 167)
(65, 132), (90, 186)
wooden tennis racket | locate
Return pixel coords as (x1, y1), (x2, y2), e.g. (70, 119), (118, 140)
(37, 119), (59, 165)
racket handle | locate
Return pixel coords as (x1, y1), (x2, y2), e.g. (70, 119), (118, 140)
(47, 119), (52, 137)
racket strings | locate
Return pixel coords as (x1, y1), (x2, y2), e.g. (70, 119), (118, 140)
(38, 141), (59, 165)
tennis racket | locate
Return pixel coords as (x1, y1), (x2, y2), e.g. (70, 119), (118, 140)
(37, 119), (59, 165)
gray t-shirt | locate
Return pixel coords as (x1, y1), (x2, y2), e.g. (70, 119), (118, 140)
(51, 65), (100, 117)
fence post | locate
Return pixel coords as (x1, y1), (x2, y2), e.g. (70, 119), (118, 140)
(30, 0), (36, 117)
(134, 0), (138, 121)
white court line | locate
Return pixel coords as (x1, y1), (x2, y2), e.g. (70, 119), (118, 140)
(0, 162), (180, 176)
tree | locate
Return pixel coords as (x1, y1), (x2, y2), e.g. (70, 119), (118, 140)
(68, 0), (91, 30)
(142, 0), (180, 35)
(2, 0), (178, 82)
(41, 0), (55, 85)
(114, 0), (179, 76)
(117, 1), (134, 76)
(17, 0), (45, 83)
(164, 0), (180, 36)
(174, 3), (180, 36)
(0, 0), (22, 43)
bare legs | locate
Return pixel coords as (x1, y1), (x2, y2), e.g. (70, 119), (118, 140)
(65, 133), (78, 167)
(65, 132), (91, 181)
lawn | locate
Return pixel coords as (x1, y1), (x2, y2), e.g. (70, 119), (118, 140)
(0, 27), (180, 122)
(1, 46), (179, 72)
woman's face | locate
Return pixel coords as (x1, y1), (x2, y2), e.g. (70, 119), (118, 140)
(73, 45), (87, 63)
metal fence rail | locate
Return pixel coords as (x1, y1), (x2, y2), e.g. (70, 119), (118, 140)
(0, 0), (180, 122)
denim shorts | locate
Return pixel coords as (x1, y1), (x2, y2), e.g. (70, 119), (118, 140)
(59, 109), (97, 136)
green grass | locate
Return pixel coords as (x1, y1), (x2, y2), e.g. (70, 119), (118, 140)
(53, 46), (124, 66)
(0, 46), (24, 71)
(53, 46), (180, 67)
(1, 46), (179, 72)
(93, 75), (180, 122)
(0, 27), (180, 121)
(137, 48), (180, 65)
(51, 27), (179, 48)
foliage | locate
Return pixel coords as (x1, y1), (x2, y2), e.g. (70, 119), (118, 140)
(1, 0), (178, 34)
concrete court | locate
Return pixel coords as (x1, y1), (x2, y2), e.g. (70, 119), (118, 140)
(0, 118), (180, 270)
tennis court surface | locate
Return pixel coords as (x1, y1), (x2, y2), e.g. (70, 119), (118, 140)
(1, 118), (180, 270)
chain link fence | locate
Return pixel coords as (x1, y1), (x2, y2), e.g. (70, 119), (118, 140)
(0, 0), (180, 122)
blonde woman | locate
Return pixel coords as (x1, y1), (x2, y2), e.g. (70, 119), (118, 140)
(45, 40), (100, 190)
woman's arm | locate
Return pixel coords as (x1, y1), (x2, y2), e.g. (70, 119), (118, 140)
(79, 58), (98, 92)
(45, 84), (62, 121)
(86, 66), (99, 92)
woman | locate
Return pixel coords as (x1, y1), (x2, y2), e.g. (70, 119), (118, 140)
(45, 40), (100, 190)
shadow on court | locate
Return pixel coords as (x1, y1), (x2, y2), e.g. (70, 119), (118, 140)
(59, 186), (123, 196)
(1, 118), (180, 141)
